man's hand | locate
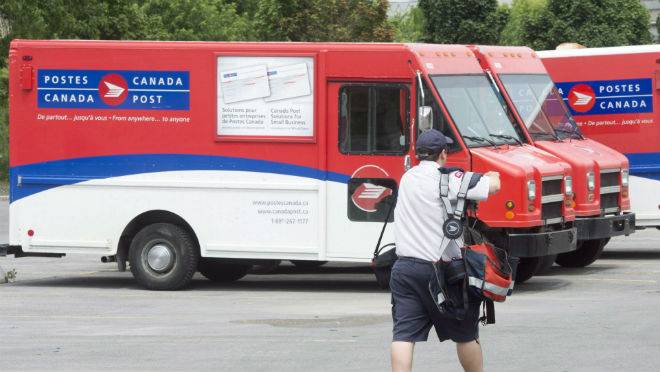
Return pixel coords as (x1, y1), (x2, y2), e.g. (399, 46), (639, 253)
(484, 171), (501, 195)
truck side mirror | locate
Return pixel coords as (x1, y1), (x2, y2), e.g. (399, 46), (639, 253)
(418, 106), (433, 131)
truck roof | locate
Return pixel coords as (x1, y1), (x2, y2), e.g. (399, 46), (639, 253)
(9, 39), (484, 75)
(472, 45), (543, 74)
(538, 44), (660, 58)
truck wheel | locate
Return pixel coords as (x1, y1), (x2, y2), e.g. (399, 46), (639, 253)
(290, 260), (328, 268)
(555, 238), (609, 268)
(515, 257), (542, 283)
(536, 254), (558, 274)
(129, 223), (198, 290)
(198, 259), (251, 282)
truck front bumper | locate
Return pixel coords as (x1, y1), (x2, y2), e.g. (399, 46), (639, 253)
(507, 227), (577, 258)
(575, 213), (635, 241)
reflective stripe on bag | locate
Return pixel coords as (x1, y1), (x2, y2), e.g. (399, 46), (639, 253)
(468, 276), (511, 297)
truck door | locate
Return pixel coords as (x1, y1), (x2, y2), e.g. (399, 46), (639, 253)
(325, 81), (415, 259)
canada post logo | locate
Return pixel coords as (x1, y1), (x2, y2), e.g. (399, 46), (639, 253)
(351, 183), (393, 212)
(556, 78), (653, 116)
(37, 70), (190, 110)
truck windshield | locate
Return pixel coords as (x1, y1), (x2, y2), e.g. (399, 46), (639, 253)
(499, 74), (582, 141)
(432, 75), (522, 147)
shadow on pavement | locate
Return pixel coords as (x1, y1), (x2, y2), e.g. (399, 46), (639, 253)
(599, 250), (660, 260)
(535, 264), (616, 277)
(511, 278), (571, 293)
(5, 269), (387, 294)
(192, 277), (385, 293)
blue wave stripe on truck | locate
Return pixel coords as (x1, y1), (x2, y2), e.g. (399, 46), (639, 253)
(9, 154), (351, 202)
(627, 152), (660, 180)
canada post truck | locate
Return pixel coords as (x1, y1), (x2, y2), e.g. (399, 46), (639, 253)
(539, 45), (660, 229)
(470, 45), (635, 270)
(3, 41), (576, 289)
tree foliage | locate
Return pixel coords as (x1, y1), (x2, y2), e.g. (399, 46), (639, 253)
(418, 0), (509, 44)
(252, 0), (394, 42)
(501, 0), (653, 49)
(500, 0), (546, 46)
(390, 6), (425, 42)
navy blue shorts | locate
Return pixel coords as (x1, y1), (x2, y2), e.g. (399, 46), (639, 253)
(390, 257), (481, 343)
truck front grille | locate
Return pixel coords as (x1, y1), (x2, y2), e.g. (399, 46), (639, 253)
(600, 170), (619, 188)
(601, 193), (620, 213)
(541, 176), (564, 224)
(599, 169), (620, 213)
(542, 178), (562, 196)
(542, 201), (563, 222)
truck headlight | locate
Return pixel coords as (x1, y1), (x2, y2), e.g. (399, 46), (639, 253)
(527, 180), (536, 201)
(621, 169), (629, 188)
(587, 171), (595, 191)
(564, 176), (573, 196)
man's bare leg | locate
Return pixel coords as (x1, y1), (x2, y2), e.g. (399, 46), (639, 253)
(391, 341), (414, 372)
(456, 340), (483, 372)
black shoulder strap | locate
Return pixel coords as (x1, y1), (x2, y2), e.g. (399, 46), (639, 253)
(373, 196), (396, 258)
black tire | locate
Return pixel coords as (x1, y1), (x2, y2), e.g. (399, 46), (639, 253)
(290, 260), (328, 268)
(129, 223), (198, 290)
(555, 238), (609, 268)
(536, 254), (558, 274)
(515, 257), (542, 283)
(198, 259), (251, 282)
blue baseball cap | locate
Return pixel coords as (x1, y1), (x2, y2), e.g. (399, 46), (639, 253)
(416, 129), (453, 155)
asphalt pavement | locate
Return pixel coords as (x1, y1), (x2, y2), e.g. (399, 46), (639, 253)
(1, 200), (660, 371)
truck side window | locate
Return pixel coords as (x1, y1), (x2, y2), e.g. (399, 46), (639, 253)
(418, 82), (460, 152)
(339, 84), (409, 155)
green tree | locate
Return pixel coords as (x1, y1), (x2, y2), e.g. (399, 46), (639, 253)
(390, 6), (425, 42)
(253, 0), (394, 42)
(500, 0), (546, 46)
(418, 0), (509, 44)
(138, 0), (254, 41)
(503, 0), (653, 50)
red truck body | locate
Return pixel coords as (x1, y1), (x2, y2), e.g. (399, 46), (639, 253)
(470, 45), (635, 268)
(5, 40), (576, 288)
(540, 45), (659, 228)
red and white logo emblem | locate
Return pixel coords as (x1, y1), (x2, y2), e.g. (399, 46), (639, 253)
(350, 165), (393, 212)
(351, 183), (393, 212)
(98, 73), (128, 106)
(568, 84), (596, 113)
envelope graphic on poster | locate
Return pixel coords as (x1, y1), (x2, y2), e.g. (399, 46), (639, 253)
(220, 65), (270, 104)
(265, 63), (311, 102)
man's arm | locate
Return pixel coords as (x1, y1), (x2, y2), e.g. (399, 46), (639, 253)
(484, 171), (501, 195)
(464, 171), (500, 201)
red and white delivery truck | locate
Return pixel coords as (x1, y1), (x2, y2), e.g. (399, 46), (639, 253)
(470, 45), (635, 269)
(539, 45), (660, 229)
(2, 41), (576, 289)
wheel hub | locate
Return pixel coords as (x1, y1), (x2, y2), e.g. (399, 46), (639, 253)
(146, 243), (174, 273)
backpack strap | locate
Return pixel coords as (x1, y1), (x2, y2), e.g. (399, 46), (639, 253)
(453, 172), (475, 219)
(439, 172), (453, 218)
(439, 171), (476, 221)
